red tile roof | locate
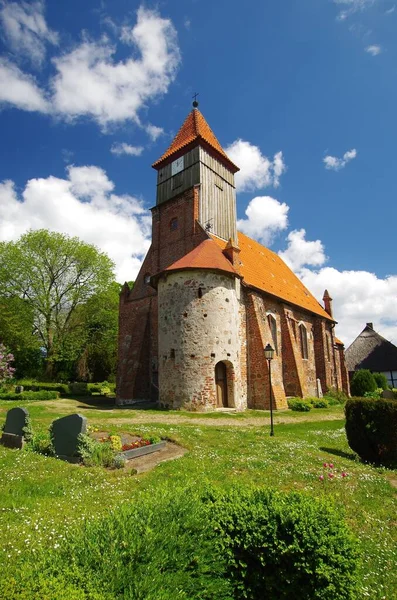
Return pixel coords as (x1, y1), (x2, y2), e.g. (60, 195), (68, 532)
(164, 239), (238, 276)
(152, 108), (239, 173)
(211, 232), (333, 321)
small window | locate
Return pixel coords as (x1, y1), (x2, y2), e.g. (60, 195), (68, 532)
(172, 173), (183, 190)
(198, 287), (203, 299)
(267, 314), (278, 354)
(144, 273), (151, 285)
(170, 217), (178, 231)
(299, 324), (308, 359)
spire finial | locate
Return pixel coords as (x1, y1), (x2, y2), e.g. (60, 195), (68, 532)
(192, 92), (199, 108)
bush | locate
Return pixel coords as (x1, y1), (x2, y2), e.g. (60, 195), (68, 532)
(0, 390), (59, 401)
(68, 382), (89, 396)
(0, 486), (358, 600)
(372, 372), (389, 390)
(16, 380), (69, 395)
(27, 431), (54, 455)
(287, 398), (311, 411)
(363, 388), (382, 399)
(350, 369), (377, 397)
(345, 398), (397, 467)
(310, 398), (329, 408)
(325, 387), (348, 404)
(206, 487), (359, 600)
(76, 433), (120, 468)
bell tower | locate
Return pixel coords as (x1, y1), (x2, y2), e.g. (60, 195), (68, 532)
(152, 102), (240, 243)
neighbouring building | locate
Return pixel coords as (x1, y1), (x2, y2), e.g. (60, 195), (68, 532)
(345, 323), (397, 388)
(117, 104), (349, 410)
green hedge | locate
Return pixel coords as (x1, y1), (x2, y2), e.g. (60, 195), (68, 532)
(345, 398), (397, 466)
(0, 391), (59, 401)
(287, 398), (312, 411)
(15, 380), (115, 397)
(16, 381), (69, 395)
(0, 485), (359, 600)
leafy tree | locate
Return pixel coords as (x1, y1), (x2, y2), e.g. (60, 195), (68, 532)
(0, 296), (42, 377)
(0, 230), (115, 379)
(350, 369), (377, 397)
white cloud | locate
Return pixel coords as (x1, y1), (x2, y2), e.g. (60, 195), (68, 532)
(365, 44), (382, 55)
(51, 7), (180, 128)
(0, 166), (151, 282)
(0, 0), (58, 67)
(0, 58), (49, 111)
(225, 140), (286, 192)
(298, 266), (397, 347)
(146, 123), (164, 141)
(278, 229), (327, 271)
(237, 196), (289, 244)
(323, 148), (357, 171)
(385, 5), (395, 14)
(333, 0), (376, 20)
(111, 143), (144, 156)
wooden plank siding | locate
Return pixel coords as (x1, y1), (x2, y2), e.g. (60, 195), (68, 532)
(155, 144), (238, 243)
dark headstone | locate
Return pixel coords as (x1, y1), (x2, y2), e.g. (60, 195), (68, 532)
(51, 413), (87, 457)
(382, 389), (394, 399)
(15, 385), (24, 394)
(3, 407), (29, 436)
(1, 407), (29, 449)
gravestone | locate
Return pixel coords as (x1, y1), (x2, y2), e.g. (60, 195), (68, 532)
(51, 413), (87, 459)
(1, 407), (29, 449)
(15, 385), (24, 394)
(382, 389), (394, 400)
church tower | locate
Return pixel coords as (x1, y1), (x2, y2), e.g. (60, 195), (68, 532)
(152, 104), (239, 243)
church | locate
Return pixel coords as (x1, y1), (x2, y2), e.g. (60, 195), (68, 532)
(117, 104), (350, 410)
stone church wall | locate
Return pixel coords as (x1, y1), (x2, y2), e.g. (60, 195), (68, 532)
(157, 269), (246, 410)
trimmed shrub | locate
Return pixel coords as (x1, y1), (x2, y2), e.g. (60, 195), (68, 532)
(350, 369), (377, 397)
(311, 398), (329, 408)
(372, 372), (389, 390)
(0, 390), (59, 401)
(206, 487), (359, 600)
(16, 380), (69, 395)
(287, 398), (311, 411)
(345, 398), (397, 466)
(68, 382), (89, 396)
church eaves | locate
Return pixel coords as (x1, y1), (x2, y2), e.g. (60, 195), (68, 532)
(211, 231), (334, 321)
(152, 108), (239, 173)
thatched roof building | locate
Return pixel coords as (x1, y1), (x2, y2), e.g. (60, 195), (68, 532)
(345, 323), (397, 387)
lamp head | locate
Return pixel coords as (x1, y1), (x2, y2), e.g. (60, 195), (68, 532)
(264, 343), (274, 360)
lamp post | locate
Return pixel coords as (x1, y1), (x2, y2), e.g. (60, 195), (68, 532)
(264, 343), (275, 437)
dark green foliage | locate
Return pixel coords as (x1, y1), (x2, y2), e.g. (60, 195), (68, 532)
(0, 486), (359, 600)
(27, 431), (54, 456)
(345, 398), (397, 466)
(0, 390), (59, 400)
(310, 398), (329, 408)
(325, 387), (348, 404)
(17, 380), (69, 395)
(206, 487), (359, 600)
(350, 369), (377, 397)
(68, 382), (89, 396)
(372, 372), (389, 390)
(76, 434), (119, 468)
(287, 398), (312, 411)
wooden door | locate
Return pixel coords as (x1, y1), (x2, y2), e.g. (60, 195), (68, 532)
(215, 362), (228, 408)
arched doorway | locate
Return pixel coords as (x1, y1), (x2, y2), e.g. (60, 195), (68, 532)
(215, 361), (228, 408)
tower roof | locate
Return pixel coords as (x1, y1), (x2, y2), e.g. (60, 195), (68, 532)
(152, 108), (239, 173)
(163, 238), (239, 277)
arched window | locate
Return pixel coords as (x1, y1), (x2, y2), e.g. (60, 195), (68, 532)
(299, 324), (308, 359)
(267, 313), (278, 354)
(170, 217), (178, 231)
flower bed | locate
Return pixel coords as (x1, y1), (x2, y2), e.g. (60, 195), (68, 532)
(119, 440), (166, 460)
(90, 430), (166, 461)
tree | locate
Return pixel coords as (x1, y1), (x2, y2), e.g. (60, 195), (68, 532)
(373, 372), (388, 390)
(350, 369), (377, 397)
(0, 230), (115, 379)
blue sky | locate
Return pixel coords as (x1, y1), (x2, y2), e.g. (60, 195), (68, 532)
(0, 0), (396, 346)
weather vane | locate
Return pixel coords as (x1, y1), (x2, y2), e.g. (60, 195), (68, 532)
(192, 92), (199, 108)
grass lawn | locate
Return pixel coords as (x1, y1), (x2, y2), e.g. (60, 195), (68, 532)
(0, 399), (396, 599)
